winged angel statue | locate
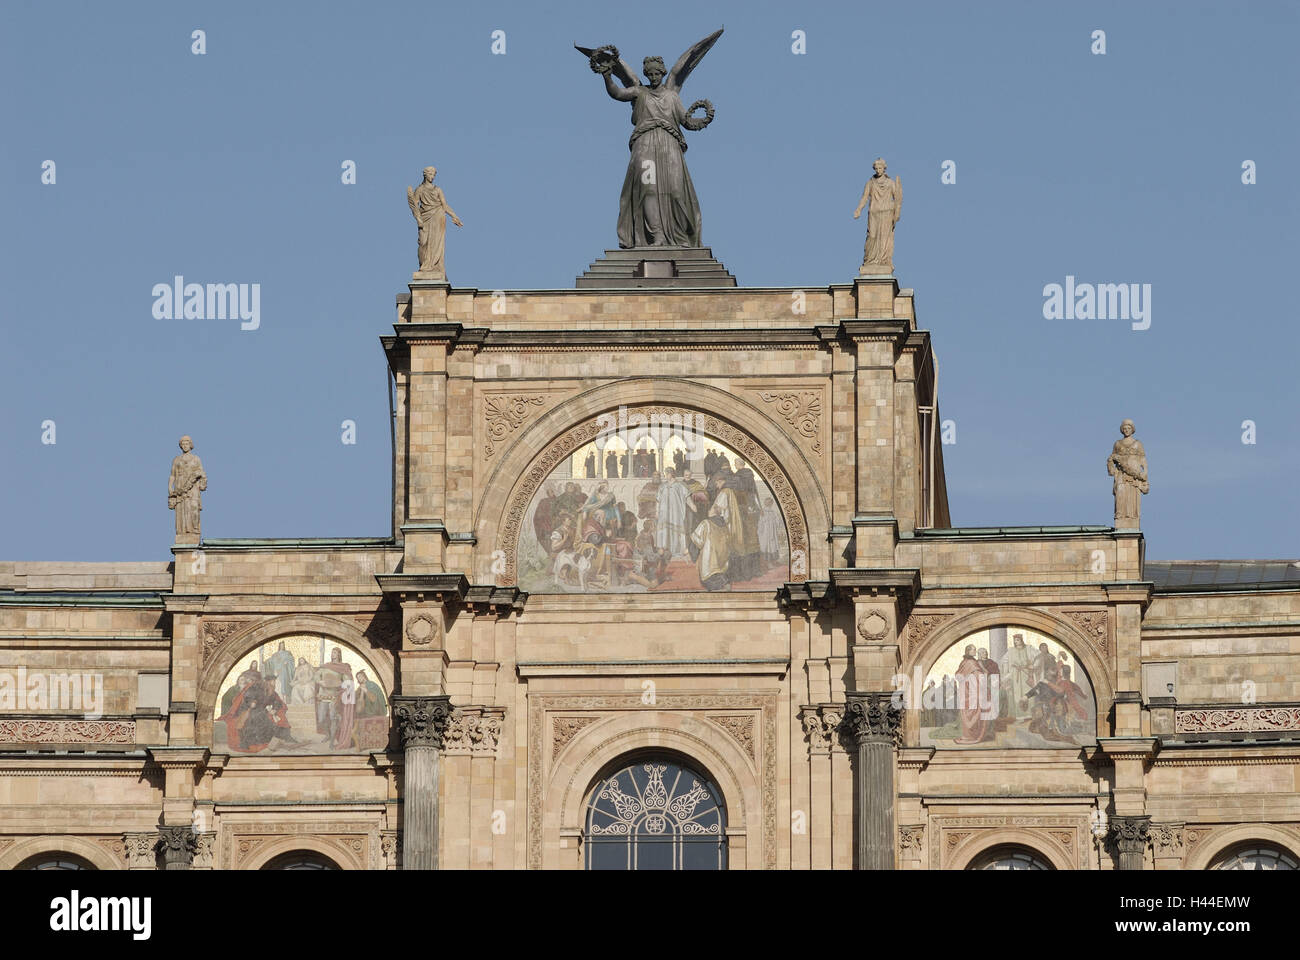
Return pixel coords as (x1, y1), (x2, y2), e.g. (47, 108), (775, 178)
(576, 28), (723, 248)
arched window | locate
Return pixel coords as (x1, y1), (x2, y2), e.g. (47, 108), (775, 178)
(1212, 844), (1298, 871)
(968, 845), (1054, 870)
(18, 853), (96, 870)
(261, 851), (341, 870)
(584, 756), (727, 870)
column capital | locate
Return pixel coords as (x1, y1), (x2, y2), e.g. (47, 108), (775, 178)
(842, 691), (903, 748)
(1109, 815), (1151, 869)
(392, 695), (453, 749)
(155, 825), (197, 870)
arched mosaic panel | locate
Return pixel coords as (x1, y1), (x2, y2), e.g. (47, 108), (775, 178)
(919, 624), (1097, 748)
(518, 428), (788, 593)
(213, 635), (388, 755)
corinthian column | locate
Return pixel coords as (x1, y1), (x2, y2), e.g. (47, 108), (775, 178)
(1110, 815), (1151, 871)
(392, 695), (452, 870)
(843, 692), (901, 870)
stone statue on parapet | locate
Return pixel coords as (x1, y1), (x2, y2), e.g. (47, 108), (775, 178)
(854, 158), (902, 275)
(576, 28), (722, 249)
(1107, 419), (1149, 528)
(408, 166), (463, 281)
(169, 435), (207, 542)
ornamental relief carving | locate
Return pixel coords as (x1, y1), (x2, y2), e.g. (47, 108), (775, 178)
(529, 693), (779, 871)
(929, 816), (1086, 869)
(442, 707), (505, 757)
(798, 705), (843, 754)
(1064, 610), (1109, 654)
(222, 822), (378, 871)
(201, 620), (251, 664)
(904, 612), (953, 650)
(752, 388), (824, 457)
(498, 404), (810, 587)
(0, 719), (135, 745)
(484, 394), (549, 458)
(708, 714), (756, 760)
(1175, 706), (1300, 734)
(552, 716), (599, 759)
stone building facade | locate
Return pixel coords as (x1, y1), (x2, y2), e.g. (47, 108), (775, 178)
(2, 264), (1297, 871)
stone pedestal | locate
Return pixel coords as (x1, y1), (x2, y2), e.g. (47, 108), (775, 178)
(576, 247), (737, 288)
(392, 695), (452, 870)
(843, 692), (901, 870)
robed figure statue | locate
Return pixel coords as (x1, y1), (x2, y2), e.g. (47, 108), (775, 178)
(577, 29), (722, 248)
(1107, 418), (1149, 528)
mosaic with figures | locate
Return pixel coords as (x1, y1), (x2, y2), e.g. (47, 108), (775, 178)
(213, 635), (388, 755)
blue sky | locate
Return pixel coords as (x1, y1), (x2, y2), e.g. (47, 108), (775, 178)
(1, 0), (1296, 562)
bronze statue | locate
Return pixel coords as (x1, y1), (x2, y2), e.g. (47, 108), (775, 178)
(576, 29), (722, 248)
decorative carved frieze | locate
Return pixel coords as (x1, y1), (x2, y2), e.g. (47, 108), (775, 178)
(552, 716), (599, 759)
(192, 832), (215, 869)
(483, 394), (547, 458)
(756, 390), (822, 455)
(391, 696), (453, 750)
(1175, 706), (1300, 734)
(929, 816), (1087, 869)
(1065, 610), (1108, 653)
(201, 620), (250, 663)
(0, 719), (134, 745)
(1151, 822), (1185, 858)
(123, 833), (158, 869)
(442, 706), (505, 757)
(381, 831), (400, 870)
(899, 824), (925, 853)
(799, 705), (843, 754)
(905, 612), (953, 649)
(708, 714), (755, 760)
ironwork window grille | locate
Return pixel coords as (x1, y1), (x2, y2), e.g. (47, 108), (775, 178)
(584, 758), (727, 870)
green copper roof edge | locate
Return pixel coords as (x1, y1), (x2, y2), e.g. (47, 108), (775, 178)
(192, 537), (396, 549)
(0, 592), (165, 607)
(905, 525), (1115, 538)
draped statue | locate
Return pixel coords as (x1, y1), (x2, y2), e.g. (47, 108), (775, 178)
(854, 158), (902, 273)
(576, 29), (722, 248)
(407, 166), (462, 281)
(168, 435), (207, 541)
(1107, 419), (1149, 528)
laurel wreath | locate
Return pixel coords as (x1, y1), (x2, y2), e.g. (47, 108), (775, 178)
(683, 99), (715, 131)
(588, 45), (619, 75)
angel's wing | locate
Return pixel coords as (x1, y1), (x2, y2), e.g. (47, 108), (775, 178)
(574, 44), (638, 88)
(667, 27), (723, 92)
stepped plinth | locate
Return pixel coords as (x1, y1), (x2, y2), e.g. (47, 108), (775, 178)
(576, 246), (737, 288)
